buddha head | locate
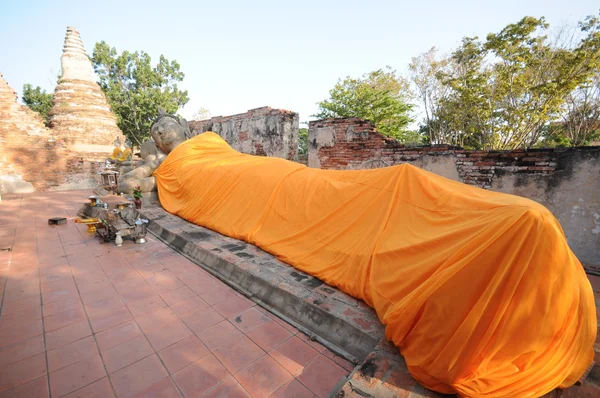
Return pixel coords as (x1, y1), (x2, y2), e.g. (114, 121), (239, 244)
(150, 108), (191, 154)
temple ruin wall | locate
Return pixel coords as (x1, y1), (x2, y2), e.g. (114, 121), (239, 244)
(0, 141), (108, 193)
(1, 26), (124, 195)
(188, 107), (299, 160)
(308, 118), (600, 269)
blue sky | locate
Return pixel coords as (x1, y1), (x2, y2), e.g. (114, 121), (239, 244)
(1, 0), (598, 124)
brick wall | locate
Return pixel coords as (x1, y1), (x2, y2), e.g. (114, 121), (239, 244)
(0, 138), (106, 193)
(295, 154), (308, 166)
(49, 79), (124, 158)
(188, 107), (299, 160)
(308, 118), (600, 269)
(309, 118), (464, 171)
(0, 137), (108, 193)
(0, 73), (110, 194)
(1, 26), (125, 194)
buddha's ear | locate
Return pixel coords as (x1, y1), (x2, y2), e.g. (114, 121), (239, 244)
(178, 116), (192, 139)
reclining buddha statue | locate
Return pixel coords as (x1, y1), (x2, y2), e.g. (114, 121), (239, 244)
(120, 110), (596, 397)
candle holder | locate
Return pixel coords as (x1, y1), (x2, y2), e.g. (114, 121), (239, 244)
(100, 170), (120, 195)
(134, 218), (149, 244)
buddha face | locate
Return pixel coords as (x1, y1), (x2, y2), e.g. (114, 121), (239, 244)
(150, 116), (187, 154)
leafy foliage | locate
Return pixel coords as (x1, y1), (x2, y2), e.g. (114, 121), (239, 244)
(409, 47), (452, 145)
(132, 186), (143, 200)
(437, 37), (493, 149)
(298, 127), (308, 155)
(558, 72), (600, 146)
(191, 107), (211, 121)
(92, 41), (190, 145)
(22, 84), (53, 126)
(315, 67), (416, 142)
(410, 13), (600, 149)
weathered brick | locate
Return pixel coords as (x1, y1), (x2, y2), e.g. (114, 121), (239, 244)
(528, 166), (555, 171)
(189, 107), (298, 160)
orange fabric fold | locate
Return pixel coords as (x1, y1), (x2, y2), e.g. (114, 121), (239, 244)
(155, 132), (596, 397)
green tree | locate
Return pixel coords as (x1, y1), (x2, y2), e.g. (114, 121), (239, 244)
(557, 71), (600, 146)
(409, 47), (452, 145)
(315, 67), (416, 142)
(413, 13), (600, 149)
(437, 37), (493, 149)
(191, 107), (211, 121)
(22, 84), (53, 126)
(483, 16), (600, 149)
(92, 41), (190, 145)
(298, 127), (308, 155)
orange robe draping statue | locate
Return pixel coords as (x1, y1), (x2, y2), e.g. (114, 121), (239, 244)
(154, 132), (596, 397)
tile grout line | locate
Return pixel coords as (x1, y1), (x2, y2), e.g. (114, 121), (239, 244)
(98, 241), (257, 396)
(48, 204), (99, 398)
(123, 246), (191, 397)
(2, 196), (343, 398)
(0, 236), (11, 319)
(61, 224), (118, 398)
(38, 240), (54, 397)
(0, 197), (29, 396)
(201, 375), (254, 397)
(146, 207), (355, 393)
(128, 244), (329, 397)
(212, 305), (348, 397)
(145, 220), (361, 362)
(98, 239), (186, 397)
(158, 301), (299, 396)
(57, 205), (342, 397)
(32, 197), (54, 398)
(191, 310), (265, 398)
(0, 194), (22, 319)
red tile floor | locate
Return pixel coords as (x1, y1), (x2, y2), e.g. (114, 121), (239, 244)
(0, 191), (353, 398)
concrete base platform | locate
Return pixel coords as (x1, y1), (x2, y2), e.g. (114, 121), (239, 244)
(139, 203), (385, 362)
